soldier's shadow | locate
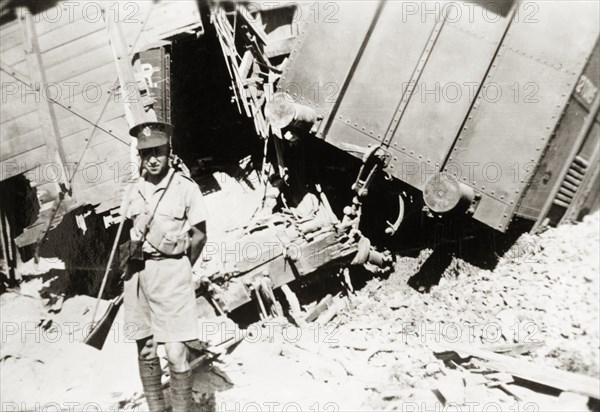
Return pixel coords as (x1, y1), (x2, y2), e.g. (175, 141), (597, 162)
(192, 364), (233, 412)
(164, 363), (233, 412)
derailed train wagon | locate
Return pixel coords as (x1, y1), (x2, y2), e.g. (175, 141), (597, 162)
(218, 0), (600, 233)
(0, 0), (390, 315)
(0, 0), (598, 317)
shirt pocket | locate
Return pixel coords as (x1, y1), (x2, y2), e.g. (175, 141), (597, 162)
(158, 202), (186, 220)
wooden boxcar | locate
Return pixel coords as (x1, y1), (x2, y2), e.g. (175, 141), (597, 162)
(0, 0), (203, 249)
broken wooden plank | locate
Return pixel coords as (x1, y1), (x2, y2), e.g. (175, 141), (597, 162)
(304, 294), (333, 323)
(430, 341), (600, 400)
(482, 341), (544, 355)
(239, 50), (254, 80)
(316, 295), (348, 325)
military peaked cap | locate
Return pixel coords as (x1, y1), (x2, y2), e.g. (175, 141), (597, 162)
(129, 122), (174, 149)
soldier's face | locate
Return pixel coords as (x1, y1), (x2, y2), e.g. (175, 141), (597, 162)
(140, 144), (170, 177)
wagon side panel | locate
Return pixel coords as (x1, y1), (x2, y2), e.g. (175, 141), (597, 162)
(446, 1), (600, 231)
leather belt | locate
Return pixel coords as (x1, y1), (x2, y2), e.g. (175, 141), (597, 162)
(143, 252), (185, 261)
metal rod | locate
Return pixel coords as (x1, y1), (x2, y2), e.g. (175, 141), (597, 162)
(570, 162), (587, 175)
(559, 187), (576, 197)
(574, 155), (590, 168)
(567, 169), (585, 180)
(553, 199), (570, 208)
(564, 174), (582, 186)
(555, 193), (573, 203)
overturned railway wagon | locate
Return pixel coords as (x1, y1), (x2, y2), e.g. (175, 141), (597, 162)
(0, 1), (599, 316)
(251, 0), (600, 233)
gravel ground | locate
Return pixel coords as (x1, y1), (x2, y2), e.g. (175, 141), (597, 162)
(1, 212), (598, 411)
(332, 210), (600, 410)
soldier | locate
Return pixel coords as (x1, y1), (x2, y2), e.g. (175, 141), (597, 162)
(123, 122), (207, 412)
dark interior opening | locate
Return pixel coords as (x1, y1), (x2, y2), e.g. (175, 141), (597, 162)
(170, 26), (264, 186)
(0, 174), (39, 286)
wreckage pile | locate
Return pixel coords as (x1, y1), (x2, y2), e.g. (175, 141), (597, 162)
(199, 211), (600, 411)
(1, 212), (598, 411)
(332, 210), (600, 410)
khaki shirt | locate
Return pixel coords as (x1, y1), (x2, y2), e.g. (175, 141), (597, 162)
(127, 169), (207, 253)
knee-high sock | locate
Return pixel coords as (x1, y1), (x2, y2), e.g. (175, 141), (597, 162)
(169, 369), (193, 412)
(138, 357), (166, 412)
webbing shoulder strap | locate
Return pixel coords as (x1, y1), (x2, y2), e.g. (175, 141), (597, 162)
(137, 170), (176, 243)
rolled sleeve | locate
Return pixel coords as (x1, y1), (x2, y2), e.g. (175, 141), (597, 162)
(125, 187), (143, 220)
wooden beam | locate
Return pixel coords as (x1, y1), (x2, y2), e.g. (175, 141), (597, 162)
(431, 341), (600, 400)
(18, 7), (70, 192)
(101, 5), (152, 130)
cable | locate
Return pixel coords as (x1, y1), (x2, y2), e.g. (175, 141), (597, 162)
(0, 68), (131, 146)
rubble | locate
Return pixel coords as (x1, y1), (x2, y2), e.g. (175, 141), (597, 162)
(0, 212), (598, 410)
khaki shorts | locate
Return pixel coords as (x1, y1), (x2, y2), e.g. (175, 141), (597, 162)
(124, 256), (198, 343)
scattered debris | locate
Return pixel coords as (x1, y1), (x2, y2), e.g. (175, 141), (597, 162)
(1, 212), (598, 410)
(431, 341), (600, 399)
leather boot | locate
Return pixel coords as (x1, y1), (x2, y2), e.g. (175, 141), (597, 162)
(138, 357), (166, 412)
(169, 369), (194, 412)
